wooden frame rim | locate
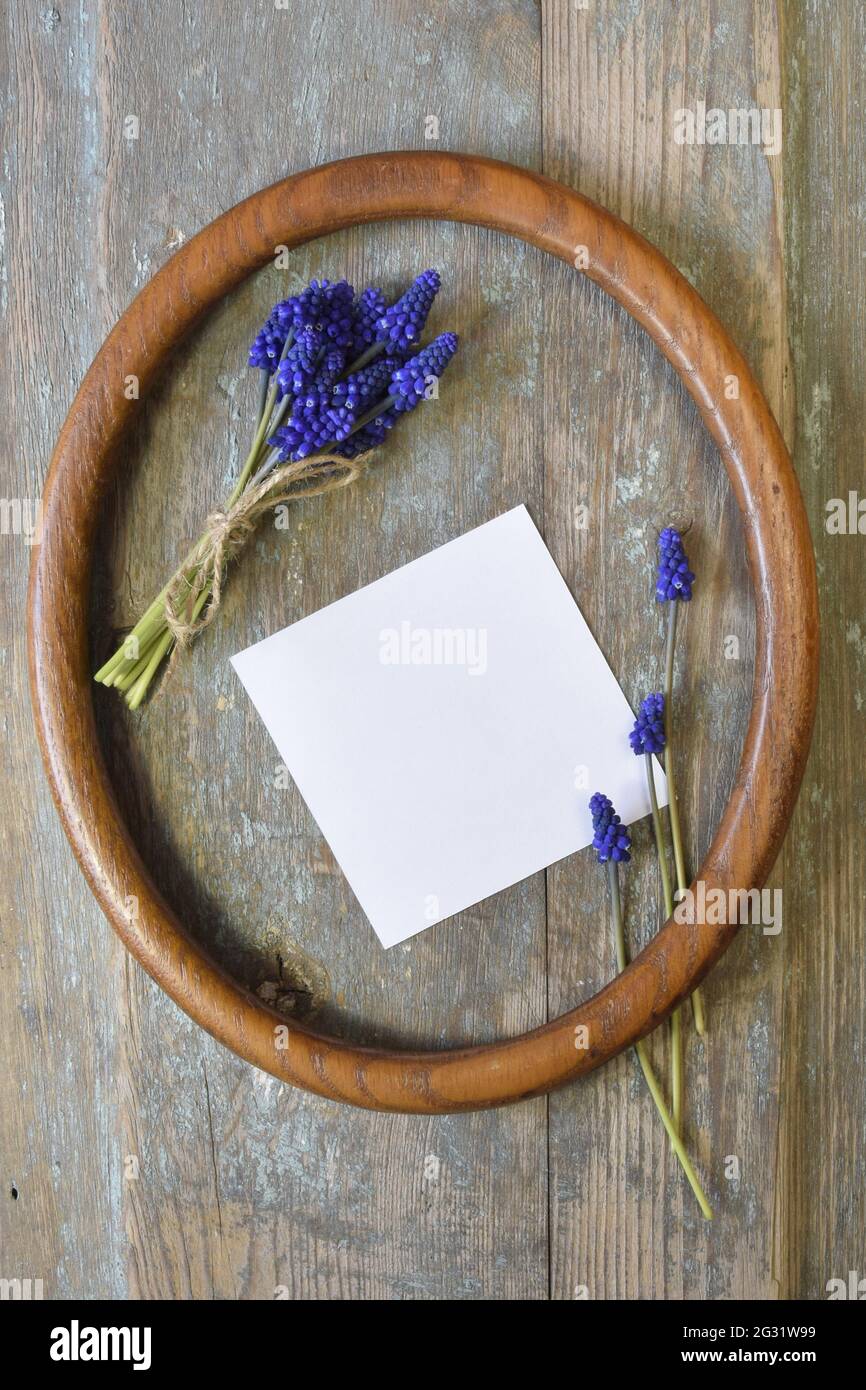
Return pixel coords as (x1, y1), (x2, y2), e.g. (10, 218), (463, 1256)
(28, 152), (819, 1112)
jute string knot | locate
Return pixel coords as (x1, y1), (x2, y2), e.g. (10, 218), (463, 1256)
(161, 450), (373, 668)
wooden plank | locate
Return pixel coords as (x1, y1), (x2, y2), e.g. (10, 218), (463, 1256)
(5, 0), (547, 1299)
(0, 1), (125, 1299)
(774, 0), (866, 1299)
(541, 0), (790, 1298)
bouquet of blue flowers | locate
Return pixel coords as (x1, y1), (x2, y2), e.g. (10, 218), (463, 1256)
(94, 271), (458, 707)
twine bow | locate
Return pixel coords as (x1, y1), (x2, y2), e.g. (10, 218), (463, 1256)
(160, 450), (375, 679)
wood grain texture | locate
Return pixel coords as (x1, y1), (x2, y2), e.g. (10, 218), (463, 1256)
(775, 0), (866, 1300)
(1, 0), (856, 1300)
(1, 0), (126, 1299)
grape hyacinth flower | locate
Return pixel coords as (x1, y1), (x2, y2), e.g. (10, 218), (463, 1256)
(655, 527), (706, 1037)
(316, 346), (349, 389)
(275, 325), (326, 399)
(350, 287), (386, 356)
(94, 267), (458, 708)
(629, 692), (666, 756)
(589, 792), (632, 863)
(271, 395), (335, 459)
(656, 526), (695, 602)
(389, 333), (459, 412)
(588, 792), (712, 1220)
(269, 356), (403, 461)
(328, 356), (401, 432)
(269, 334), (459, 466)
(335, 415), (393, 460)
(291, 278), (355, 345)
(343, 269), (442, 374)
(248, 297), (297, 370)
(376, 268), (441, 352)
(251, 280), (355, 381)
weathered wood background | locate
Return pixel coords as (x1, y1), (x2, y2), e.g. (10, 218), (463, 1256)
(1, 0), (862, 1299)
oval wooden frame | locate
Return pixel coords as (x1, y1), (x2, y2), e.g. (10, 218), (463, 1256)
(28, 152), (818, 1113)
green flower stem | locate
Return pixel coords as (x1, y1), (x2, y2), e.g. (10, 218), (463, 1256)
(664, 601), (707, 1037)
(646, 754), (683, 1136)
(226, 392), (280, 506)
(256, 369), (270, 430)
(127, 581), (213, 710)
(93, 551), (204, 683)
(126, 630), (174, 710)
(94, 400), (277, 689)
(104, 601), (180, 684)
(95, 337), (302, 688)
(608, 861), (713, 1221)
(110, 634), (162, 691)
(646, 753), (674, 910)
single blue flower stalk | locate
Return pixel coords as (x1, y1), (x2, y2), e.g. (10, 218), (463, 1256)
(292, 278), (355, 342)
(389, 333), (458, 411)
(377, 268), (441, 351)
(250, 309), (296, 429)
(589, 794), (713, 1220)
(631, 694), (683, 1135)
(346, 269), (441, 373)
(248, 297), (298, 370)
(657, 528), (707, 1036)
(348, 287), (386, 358)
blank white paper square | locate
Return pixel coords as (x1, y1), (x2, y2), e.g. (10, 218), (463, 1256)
(231, 505), (666, 948)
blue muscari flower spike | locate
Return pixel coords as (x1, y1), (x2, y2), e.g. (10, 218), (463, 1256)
(327, 356), (399, 434)
(270, 410), (392, 464)
(268, 422), (305, 461)
(589, 793), (631, 864)
(282, 388), (337, 455)
(316, 346), (348, 388)
(248, 297), (297, 370)
(376, 269), (441, 351)
(336, 415), (394, 460)
(291, 278), (355, 345)
(350, 287), (386, 356)
(656, 527), (695, 602)
(389, 332), (458, 412)
(275, 325), (323, 399)
(269, 409), (334, 460)
(630, 692), (666, 756)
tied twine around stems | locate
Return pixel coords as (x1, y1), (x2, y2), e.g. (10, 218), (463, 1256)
(160, 448), (377, 683)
